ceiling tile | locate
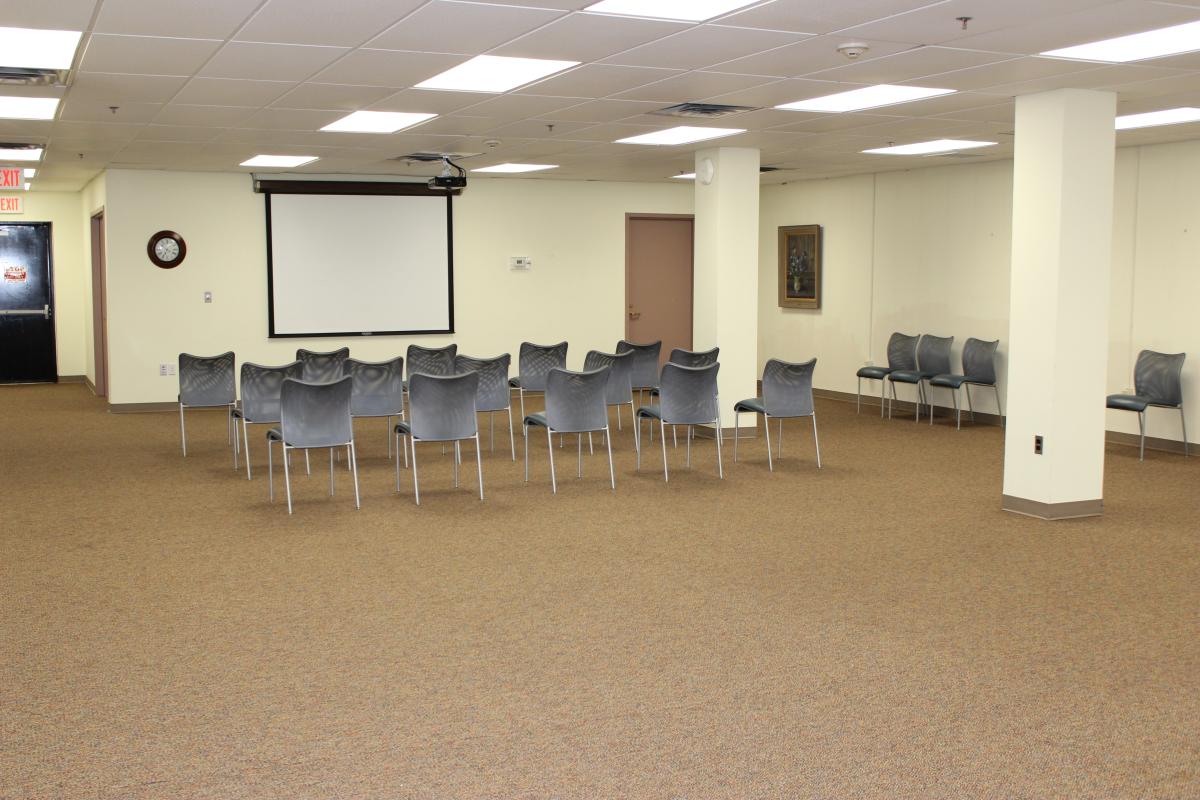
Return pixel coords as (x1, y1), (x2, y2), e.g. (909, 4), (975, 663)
(837, 0), (1115, 46)
(602, 25), (808, 71)
(770, 113), (907, 134)
(271, 83), (399, 111)
(449, 94), (588, 121)
(172, 78), (295, 106)
(491, 12), (690, 62)
(713, 36), (918, 79)
(480, 118), (596, 138)
(704, 78), (855, 107)
(152, 105), (260, 127)
(235, 0), (426, 46)
(79, 34), (223, 76)
(238, 107), (347, 130)
(517, 64), (683, 99)
(134, 125), (223, 142)
(59, 99), (163, 123)
(714, 0), (940, 34)
(448, 0), (593, 9)
(404, 115), (500, 135)
(368, 2), (564, 53)
(200, 42), (349, 82)
(94, 0), (262, 38)
(915, 56), (1101, 91)
(0, 0), (97, 29)
(369, 88), (495, 114)
(810, 46), (1017, 85)
(312, 50), (465, 87)
(68, 73), (189, 104)
(538, 98), (666, 123)
(612, 71), (778, 103)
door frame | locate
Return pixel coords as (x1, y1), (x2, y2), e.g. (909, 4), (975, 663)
(623, 213), (695, 346)
(90, 209), (108, 397)
(0, 221), (58, 383)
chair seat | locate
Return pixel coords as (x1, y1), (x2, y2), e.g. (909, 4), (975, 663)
(931, 373), (996, 389)
(636, 404), (663, 420)
(523, 412), (549, 428)
(856, 366), (893, 380)
(1107, 394), (1151, 412)
(888, 369), (935, 384)
(734, 397), (766, 414)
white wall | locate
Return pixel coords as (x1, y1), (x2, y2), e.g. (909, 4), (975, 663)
(759, 139), (1200, 443)
(100, 169), (692, 404)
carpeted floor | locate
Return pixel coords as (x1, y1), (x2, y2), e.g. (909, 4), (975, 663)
(2, 383), (1197, 799)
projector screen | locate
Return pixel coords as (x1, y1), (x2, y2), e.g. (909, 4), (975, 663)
(265, 189), (453, 337)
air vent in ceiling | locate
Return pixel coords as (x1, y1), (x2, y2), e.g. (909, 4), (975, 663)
(392, 151), (481, 162)
(0, 67), (68, 87)
(0, 141), (43, 151)
(652, 102), (758, 119)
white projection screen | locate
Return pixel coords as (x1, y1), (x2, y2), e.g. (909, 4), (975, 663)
(265, 188), (454, 337)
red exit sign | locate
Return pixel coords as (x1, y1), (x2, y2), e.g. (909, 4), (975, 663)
(0, 196), (24, 213)
(0, 169), (22, 188)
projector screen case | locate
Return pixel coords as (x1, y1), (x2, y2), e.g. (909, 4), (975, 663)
(263, 182), (455, 337)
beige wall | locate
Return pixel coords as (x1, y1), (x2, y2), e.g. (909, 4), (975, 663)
(3, 190), (87, 377)
(79, 173), (106, 386)
(99, 169), (692, 404)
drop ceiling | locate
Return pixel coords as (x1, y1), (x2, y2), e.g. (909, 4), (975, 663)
(6, 0), (1200, 191)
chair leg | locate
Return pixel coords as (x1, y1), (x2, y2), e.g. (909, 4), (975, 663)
(283, 444), (293, 515)
(519, 389), (526, 436)
(778, 418), (784, 457)
(547, 426), (557, 494)
(453, 441), (461, 488)
(888, 381), (896, 419)
(411, 440), (421, 505)
(715, 409), (724, 479)
(179, 403), (187, 456)
(879, 380), (886, 418)
(349, 442), (360, 509)
(995, 385), (1004, 427)
(954, 387), (961, 430)
(1139, 411), (1146, 461)
(616, 403), (623, 431)
(386, 416), (392, 460)
(635, 415), (642, 472)
(243, 419), (252, 480)
(765, 413), (774, 472)
(685, 422), (692, 468)
(577, 434), (583, 479)
(965, 384), (975, 422)
(304, 449), (311, 476)
(507, 406), (516, 462)
(329, 447), (335, 495)
(395, 432), (402, 492)
(1181, 407), (1189, 457)
(231, 408), (239, 470)
(605, 425), (615, 490)
(808, 413), (822, 469)
(268, 436), (274, 501)
(914, 382), (922, 423)
(856, 377), (861, 414)
(523, 423), (530, 482)
(660, 419), (669, 482)
(490, 411), (495, 453)
(588, 431), (593, 456)
(475, 434), (484, 501)
(733, 416), (740, 462)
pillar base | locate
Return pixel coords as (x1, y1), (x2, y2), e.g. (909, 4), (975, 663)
(1001, 495), (1103, 520)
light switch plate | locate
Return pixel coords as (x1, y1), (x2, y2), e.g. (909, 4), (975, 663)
(509, 256), (531, 270)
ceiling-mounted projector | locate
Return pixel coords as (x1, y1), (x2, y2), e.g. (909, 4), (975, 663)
(429, 156), (467, 190)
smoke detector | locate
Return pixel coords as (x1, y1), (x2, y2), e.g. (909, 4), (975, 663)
(836, 42), (870, 59)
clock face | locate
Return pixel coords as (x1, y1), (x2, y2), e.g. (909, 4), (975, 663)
(147, 230), (186, 269)
(154, 237), (179, 262)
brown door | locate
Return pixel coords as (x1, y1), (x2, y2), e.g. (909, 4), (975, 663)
(90, 211), (108, 397)
(625, 214), (693, 364)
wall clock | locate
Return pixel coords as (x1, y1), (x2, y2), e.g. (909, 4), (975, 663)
(697, 157), (715, 185)
(148, 230), (186, 269)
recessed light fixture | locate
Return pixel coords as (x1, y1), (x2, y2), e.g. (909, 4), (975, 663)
(584, 0), (760, 22)
(23, 168), (36, 178)
(616, 126), (745, 145)
(1041, 20), (1200, 62)
(863, 139), (997, 155)
(0, 147), (43, 162)
(776, 84), (955, 113)
(0, 96), (60, 121)
(239, 155), (319, 168)
(0, 26), (82, 70)
(471, 163), (559, 173)
(672, 172), (697, 179)
(320, 110), (436, 133)
(1115, 107), (1200, 130)
(416, 55), (579, 93)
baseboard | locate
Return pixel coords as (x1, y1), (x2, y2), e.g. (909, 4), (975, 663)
(109, 401), (178, 414)
(1105, 430), (1191, 455)
(85, 377), (97, 395)
(1001, 495), (1103, 520)
(58, 374), (86, 384)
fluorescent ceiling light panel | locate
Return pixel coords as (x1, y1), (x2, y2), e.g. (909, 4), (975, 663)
(1115, 107), (1200, 130)
(416, 55), (579, 93)
(584, 0), (760, 22)
(239, 154), (319, 168)
(776, 84), (955, 113)
(863, 139), (996, 155)
(471, 163), (558, 173)
(0, 147), (43, 162)
(616, 126), (745, 145)
(320, 110), (436, 133)
(23, 182), (30, 190)
(24, 168), (36, 178)
(0, 96), (59, 120)
(1041, 20), (1200, 62)
(0, 26), (82, 70)
(672, 173), (696, 179)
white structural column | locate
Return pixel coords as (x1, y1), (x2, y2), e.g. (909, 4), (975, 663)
(1002, 89), (1116, 519)
(692, 146), (760, 433)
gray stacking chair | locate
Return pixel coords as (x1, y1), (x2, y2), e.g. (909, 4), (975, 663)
(1107, 350), (1188, 461)
(929, 338), (1001, 430)
(178, 352), (237, 465)
(888, 334), (952, 422)
(658, 347), (720, 446)
(509, 341), (568, 426)
(455, 353), (515, 460)
(405, 343), (457, 385)
(394, 372), (482, 505)
(617, 339), (662, 401)
(233, 361), (302, 479)
(856, 332), (918, 416)
(636, 362), (723, 481)
(296, 347), (350, 383)
(266, 376), (359, 515)
(733, 358), (821, 471)
(583, 350), (635, 432)
(344, 356), (406, 463)
(523, 367), (615, 493)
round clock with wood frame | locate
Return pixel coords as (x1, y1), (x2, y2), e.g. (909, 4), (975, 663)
(147, 230), (186, 269)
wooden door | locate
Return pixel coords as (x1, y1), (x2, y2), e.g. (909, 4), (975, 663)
(625, 214), (693, 364)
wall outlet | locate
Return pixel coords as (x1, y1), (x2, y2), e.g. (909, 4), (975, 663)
(509, 256), (531, 270)
(204, 291), (213, 303)
(1034, 435), (1044, 455)
(159, 363), (176, 377)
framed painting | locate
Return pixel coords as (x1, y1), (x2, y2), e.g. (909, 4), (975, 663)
(778, 224), (822, 310)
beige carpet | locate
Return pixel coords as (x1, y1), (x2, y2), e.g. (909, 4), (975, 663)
(2, 383), (1197, 799)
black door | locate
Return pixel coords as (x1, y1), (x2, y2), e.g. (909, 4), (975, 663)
(0, 222), (57, 383)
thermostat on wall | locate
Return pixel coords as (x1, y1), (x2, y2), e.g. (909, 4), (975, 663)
(510, 256), (531, 270)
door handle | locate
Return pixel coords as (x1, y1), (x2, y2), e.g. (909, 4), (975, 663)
(628, 311), (641, 320)
(0, 306), (51, 319)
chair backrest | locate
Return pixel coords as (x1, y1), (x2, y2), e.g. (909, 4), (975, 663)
(296, 347), (350, 383)
(455, 353), (512, 412)
(407, 372), (479, 441)
(668, 347), (719, 368)
(239, 361), (303, 423)
(280, 376), (354, 449)
(517, 341), (568, 392)
(961, 338), (999, 385)
(916, 334), (953, 375)
(544, 367), (610, 433)
(406, 344), (458, 380)
(762, 358), (817, 418)
(178, 351), (236, 406)
(584, 350), (633, 405)
(616, 339), (662, 389)
(1134, 350), (1186, 406)
(343, 356), (405, 417)
(885, 332), (920, 371)
(658, 362), (720, 425)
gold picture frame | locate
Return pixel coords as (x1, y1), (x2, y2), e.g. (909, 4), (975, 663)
(778, 224), (822, 310)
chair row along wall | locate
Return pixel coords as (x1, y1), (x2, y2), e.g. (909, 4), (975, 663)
(8, 138), (1200, 446)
